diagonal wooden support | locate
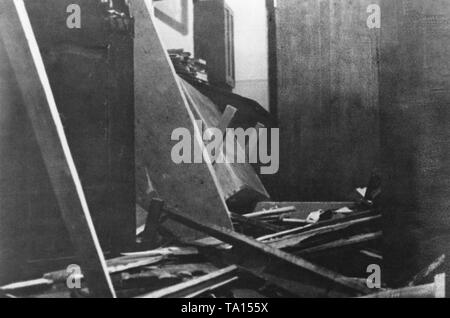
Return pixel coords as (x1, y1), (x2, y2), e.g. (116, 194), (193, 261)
(0, 0), (115, 297)
(137, 265), (239, 298)
(164, 205), (372, 295)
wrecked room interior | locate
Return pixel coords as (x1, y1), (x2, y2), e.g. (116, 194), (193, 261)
(0, 0), (449, 300)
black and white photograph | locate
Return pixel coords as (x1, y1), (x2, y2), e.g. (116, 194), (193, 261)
(0, 0), (448, 301)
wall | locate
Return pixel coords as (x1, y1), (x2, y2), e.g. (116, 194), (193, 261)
(0, 36), (35, 283)
(154, 0), (269, 110)
(380, 0), (450, 287)
(153, 0), (194, 53)
(226, 0), (269, 110)
(276, 0), (380, 201)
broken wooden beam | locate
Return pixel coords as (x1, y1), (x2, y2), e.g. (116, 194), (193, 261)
(361, 274), (446, 298)
(265, 215), (380, 250)
(231, 213), (283, 234)
(296, 232), (382, 256)
(121, 247), (199, 258)
(164, 206), (371, 294)
(407, 255), (446, 287)
(243, 206), (297, 219)
(254, 202), (355, 220)
(0, 255), (164, 294)
(218, 106), (239, 140)
(257, 211), (379, 242)
(360, 250), (383, 260)
(0, 278), (53, 294)
(137, 265), (239, 298)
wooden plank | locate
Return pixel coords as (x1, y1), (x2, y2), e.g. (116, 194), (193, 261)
(0, 255), (164, 293)
(296, 232), (382, 255)
(242, 269), (349, 298)
(164, 206), (372, 294)
(244, 206), (296, 219)
(210, 104), (237, 164)
(264, 215), (380, 250)
(218, 105), (239, 138)
(256, 210), (378, 242)
(360, 250), (383, 260)
(361, 274), (446, 298)
(0, 279), (53, 293)
(137, 265), (239, 298)
(0, 0), (115, 297)
(131, 0), (232, 240)
(180, 78), (270, 211)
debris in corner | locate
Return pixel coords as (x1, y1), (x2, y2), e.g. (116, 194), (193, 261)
(168, 49), (209, 84)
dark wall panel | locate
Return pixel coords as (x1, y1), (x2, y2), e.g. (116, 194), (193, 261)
(380, 0), (450, 287)
(0, 0), (135, 283)
(276, 0), (380, 201)
(25, 0), (136, 254)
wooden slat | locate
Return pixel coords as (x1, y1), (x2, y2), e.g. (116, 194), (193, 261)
(137, 265), (239, 298)
(256, 210), (378, 242)
(264, 215), (381, 250)
(218, 105), (239, 138)
(296, 232), (382, 255)
(361, 274), (446, 298)
(254, 202), (355, 220)
(231, 213), (283, 233)
(0, 0), (115, 297)
(164, 206), (372, 294)
(0, 255), (164, 293)
(407, 255), (446, 287)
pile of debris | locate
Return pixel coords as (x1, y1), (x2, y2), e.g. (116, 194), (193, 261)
(1, 190), (444, 298)
(0, 0), (445, 299)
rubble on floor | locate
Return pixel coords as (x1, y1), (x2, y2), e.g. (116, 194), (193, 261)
(1, 193), (444, 298)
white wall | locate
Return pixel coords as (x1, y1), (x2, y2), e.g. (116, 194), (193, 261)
(153, 0), (194, 54)
(226, 0), (269, 110)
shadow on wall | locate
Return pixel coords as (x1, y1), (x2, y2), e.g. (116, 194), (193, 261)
(154, 0), (189, 35)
